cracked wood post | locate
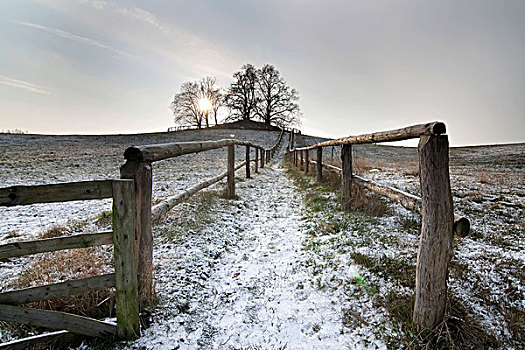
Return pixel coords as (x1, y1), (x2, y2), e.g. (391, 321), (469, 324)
(341, 144), (352, 210)
(254, 148), (259, 173)
(120, 160), (152, 307)
(260, 147), (265, 168)
(316, 147), (323, 182)
(112, 180), (139, 340)
(226, 144), (235, 198)
(413, 134), (454, 330)
(245, 146), (251, 178)
(304, 150), (309, 174)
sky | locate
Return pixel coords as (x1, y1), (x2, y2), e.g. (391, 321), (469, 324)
(0, 0), (524, 146)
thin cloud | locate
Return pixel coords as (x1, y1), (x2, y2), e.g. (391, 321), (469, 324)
(0, 75), (50, 95)
(14, 21), (132, 57)
(82, 0), (170, 33)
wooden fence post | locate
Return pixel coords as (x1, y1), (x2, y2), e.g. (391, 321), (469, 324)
(331, 146), (334, 161)
(341, 144), (352, 210)
(413, 134), (454, 330)
(260, 148), (265, 168)
(304, 150), (309, 174)
(267, 150), (271, 163)
(112, 180), (139, 340)
(245, 146), (251, 178)
(300, 151), (304, 170)
(316, 147), (323, 182)
(254, 148), (259, 173)
(120, 160), (152, 307)
(226, 144), (235, 197)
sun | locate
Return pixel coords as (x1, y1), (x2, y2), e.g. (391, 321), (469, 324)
(198, 97), (213, 112)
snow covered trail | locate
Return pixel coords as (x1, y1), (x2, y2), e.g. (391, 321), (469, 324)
(125, 143), (382, 350)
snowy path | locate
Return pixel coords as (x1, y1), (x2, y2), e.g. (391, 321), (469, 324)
(127, 143), (372, 350)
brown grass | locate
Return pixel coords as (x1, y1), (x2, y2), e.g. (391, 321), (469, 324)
(10, 247), (114, 318)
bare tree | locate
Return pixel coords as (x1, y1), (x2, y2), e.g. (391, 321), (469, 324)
(171, 77), (224, 129)
(170, 81), (203, 129)
(255, 64), (301, 128)
(225, 64), (258, 122)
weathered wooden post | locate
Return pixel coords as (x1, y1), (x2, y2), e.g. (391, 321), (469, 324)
(331, 146), (334, 161)
(413, 134), (454, 330)
(267, 150), (271, 163)
(245, 145), (251, 178)
(304, 150), (309, 174)
(260, 147), (265, 168)
(120, 160), (153, 307)
(226, 144), (235, 197)
(112, 180), (140, 340)
(290, 130), (295, 150)
(300, 151), (304, 170)
(254, 147), (259, 173)
(316, 147), (323, 182)
(341, 144), (352, 210)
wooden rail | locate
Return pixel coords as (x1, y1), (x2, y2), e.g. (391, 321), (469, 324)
(289, 122), (456, 331)
(0, 179), (139, 344)
(309, 160), (470, 237)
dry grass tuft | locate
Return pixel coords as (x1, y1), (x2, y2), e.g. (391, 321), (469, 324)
(10, 247), (114, 319)
(349, 183), (389, 216)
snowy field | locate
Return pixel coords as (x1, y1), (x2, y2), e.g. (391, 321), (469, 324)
(0, 130), (523, 348)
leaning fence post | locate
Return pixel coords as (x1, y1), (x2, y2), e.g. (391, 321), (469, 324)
(120, 160), (152, 307)
(413, 134), (454, 330)
(226, 144), (235, 197)
(341, 144), (352, 210)
(260, 148), (265, 168)
(254, 147), (259, 173)
(316, 147), (323, 182)
(112, 180), (139, 340)
(304, 150), (309, 174)
(245, 145), (251, 178)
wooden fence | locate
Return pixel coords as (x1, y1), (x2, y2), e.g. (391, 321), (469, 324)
(120, 130), (285, 308)
(0, 180), (139, 348)
(0, 130), (284, 348)
(289, 122), (467, 331)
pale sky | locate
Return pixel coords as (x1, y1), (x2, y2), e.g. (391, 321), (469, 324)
(1, 0), (524, 146)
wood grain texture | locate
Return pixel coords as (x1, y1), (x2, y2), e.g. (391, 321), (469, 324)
(413, 135), (454, 330)
(316, 147), (323, 183)
(0, 304), (117, 338)
(0, 180), (113, 207)
(120, 160), (153, 307)
(341, 144), (352, 211)
(0, 232), (113, 260)
(293, 122), (446, 151)
(112, 180), (140, 340)
(0, 274), (115, 305)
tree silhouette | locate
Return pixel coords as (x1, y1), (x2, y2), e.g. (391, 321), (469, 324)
(225, 64), (258, 122)
(255, 64), (300, 128)
(170, 77), (224, 129)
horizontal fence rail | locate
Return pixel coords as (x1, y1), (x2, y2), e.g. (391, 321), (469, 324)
(0, 180), (114, 206)
(292, 122), (445, 151)
(0, 231), (113, 259)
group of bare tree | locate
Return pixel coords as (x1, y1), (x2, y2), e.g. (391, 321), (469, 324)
(170, 64), (301, 129)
